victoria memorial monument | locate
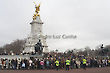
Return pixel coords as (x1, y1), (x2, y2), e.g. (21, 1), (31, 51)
(24, 3), (48, 53)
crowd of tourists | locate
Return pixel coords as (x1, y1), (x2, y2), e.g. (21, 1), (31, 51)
(0, 53), (110, 70)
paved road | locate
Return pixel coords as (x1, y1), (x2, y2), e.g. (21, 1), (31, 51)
(0, 67), (110, 73)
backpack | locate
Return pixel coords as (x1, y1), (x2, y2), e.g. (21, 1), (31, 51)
(46, 60), (49, 65)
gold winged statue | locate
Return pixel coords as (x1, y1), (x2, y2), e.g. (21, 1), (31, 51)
(33, 2), (41, 20)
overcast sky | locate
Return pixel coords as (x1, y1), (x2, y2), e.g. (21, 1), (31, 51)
(0, 0), (110, 52)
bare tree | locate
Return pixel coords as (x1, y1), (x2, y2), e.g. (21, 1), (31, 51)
(0, 39), (25, 54)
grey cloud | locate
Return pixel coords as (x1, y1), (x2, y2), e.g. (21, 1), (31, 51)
(0, 0), (110, 51)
